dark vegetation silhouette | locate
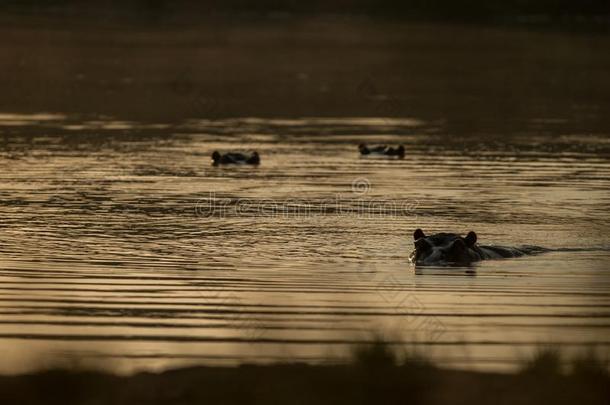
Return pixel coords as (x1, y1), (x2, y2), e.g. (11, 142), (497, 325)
(0, 343), (607, 405)
(2, 0), (609, 25)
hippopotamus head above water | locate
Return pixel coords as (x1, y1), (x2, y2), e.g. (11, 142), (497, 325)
(212, 151), (260, 165)
(410, 229), (480, 265)
(409, 229), (533, 266)
(358, 144), (405, 157)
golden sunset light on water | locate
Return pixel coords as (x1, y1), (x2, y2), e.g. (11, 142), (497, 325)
(0, 1), (609, 404)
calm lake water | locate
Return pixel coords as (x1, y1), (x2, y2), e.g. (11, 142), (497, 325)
(0, 113), (609, 374)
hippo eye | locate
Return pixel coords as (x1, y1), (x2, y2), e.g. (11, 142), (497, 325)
(449, 239), (466, 251)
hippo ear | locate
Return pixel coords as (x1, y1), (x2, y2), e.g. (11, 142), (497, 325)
(414, 229), (425, 241)
(465, 231), (477, 247)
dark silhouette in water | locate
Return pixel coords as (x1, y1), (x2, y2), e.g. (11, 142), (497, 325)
(358, 144), (405, 158)
(212, 151), (260, 165)
(410, 229), (547, 266)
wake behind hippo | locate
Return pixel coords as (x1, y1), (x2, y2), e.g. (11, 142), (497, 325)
(410, 229), (547, 266)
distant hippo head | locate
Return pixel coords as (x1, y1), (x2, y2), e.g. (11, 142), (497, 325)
(212, 151), (222, 164)
(410, 229), (480, 265)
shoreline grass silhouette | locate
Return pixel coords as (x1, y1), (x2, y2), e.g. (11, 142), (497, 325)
(1, 342), (607, 405)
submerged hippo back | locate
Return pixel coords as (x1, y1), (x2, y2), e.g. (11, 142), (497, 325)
(477, 245), (549, 259)
(475, 245), (526, 259)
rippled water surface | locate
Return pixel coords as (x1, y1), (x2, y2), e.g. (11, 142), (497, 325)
(0, 113), (609, 374)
